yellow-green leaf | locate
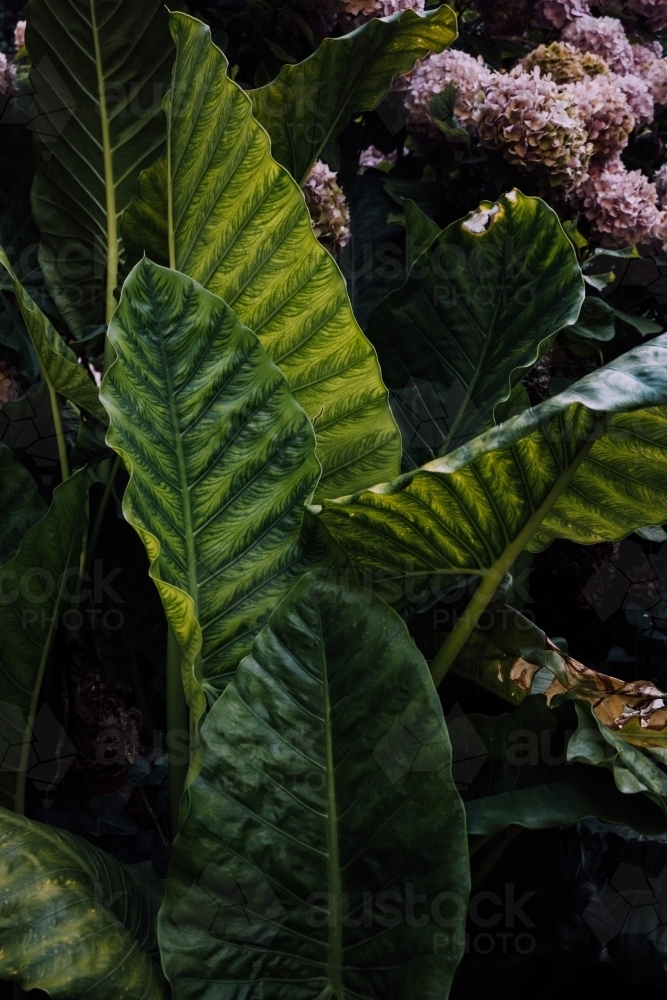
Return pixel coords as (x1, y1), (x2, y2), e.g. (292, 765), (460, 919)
(0, 808), (166, 998)
(0, 248), (106, 421)
(122, 12), (401, 500)
(101, 259), (341, 727)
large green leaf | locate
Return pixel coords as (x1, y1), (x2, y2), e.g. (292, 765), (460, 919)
(0, 442), (46, 563)
(0, 247), (107, 420)
(0, 807), (166, 997)
(122, 12), (401, 500)
(0, 468), (90, 812)
(458, 696), (667, 836)
(25, 0), (177, 331)
(101, 259), (340, 723)
(160, 572), (469, 1000)
(247, 6), (457, 185)
(403, 198), (441, 273)
(366, 191), (585, 469)
(316, 335), (667, 678)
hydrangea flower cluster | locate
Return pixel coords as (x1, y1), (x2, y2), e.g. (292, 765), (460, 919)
(522, 41), (608, 84)
(626, 0), (667, 31)
(570, 156), (663, 245)
(561, 15), (633, 71)
(563, 75), (635, 159)
(0, 53), (17, 97)
(472, 66), (591, 186)
(399, 3), (667, 245)
(303, 160), (350, 254)
(14, 19), (25, 50)
(316, 0), (423, 31)
(535, 0), (590, 29)
(359, 145), (409, 171)
(402, 50), (495, 138)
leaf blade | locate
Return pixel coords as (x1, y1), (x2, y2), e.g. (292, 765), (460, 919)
(159, 571), (469, 1000)
(0, 247), (106, 420)
(366, 191), (585, 468)
(248, 6), (458, 184)
(317, 337), (667, 623)
(101, 258), (339, 720)
(0, 808), (165, 998)
(0, 468), (90, 812)
(25, 0), (177, 330)
(123, 12), (401, 500)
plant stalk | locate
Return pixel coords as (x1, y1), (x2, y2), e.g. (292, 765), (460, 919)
(167, 628), (189, 837)
(46, 379), (69, 482)
(429, 425), (601, 687)
(86, 456), (120, 570)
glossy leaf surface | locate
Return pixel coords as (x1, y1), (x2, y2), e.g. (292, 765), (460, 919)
(366, 191), (585, 467)
(0, 248), (106, 420)
(0, 808), (166, 997)
(101, 259), (337, 720)
(123, 12), (401, 500)
(319, 336), (667, 616)
(160, 572), (469, 1000)
(248, 6), (457, 184)
(25, 0), (176, 330)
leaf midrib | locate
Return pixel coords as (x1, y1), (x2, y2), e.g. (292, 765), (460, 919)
(439, 227), (508, 456)
(159, 310), (199, 619)
(89, 0), (118, 325)
(320, 604), (343, 999)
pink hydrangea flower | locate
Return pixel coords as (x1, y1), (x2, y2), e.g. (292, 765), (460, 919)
(472, 66), (591, 186)
(14, 20), (25, 50)
(611, 72), (654, 125)
(535, 0), (590, 28)
(630, 41), (663, 73)
(318, 0), (424, 30)
(0, 54), (17, 97)
(304, 160), (350, 254)
(646, 57), (667, 105)
(359, 145), (408, 171)
(654, 162), (667, 205)
(564, 74), (635, 158)
(569, 157), (663, 246)
(627, 0), (667, 31)
(403, 49), (495, 138)
(562, 15), (633, 73)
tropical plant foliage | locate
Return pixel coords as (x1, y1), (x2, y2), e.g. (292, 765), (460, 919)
(3, 0), (667, 996)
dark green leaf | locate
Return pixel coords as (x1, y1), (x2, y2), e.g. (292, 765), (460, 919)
(0, 248), (107, 420)
(365, 191), (584, 468)
(0, 807), (166, 997)
(403, 197), (441, 273)
(0, 441), (46, 563)
(317, 336), (667, 679)
(613, 308), (663, 337)
(248, 6), (458, 184)
(460, 696), (667, 835)
(101, 259), (341, 721)
(0, 469), (90, 812)
(25, 0), (177, 330)
(160, 572), (469, 999)
(567, 296), (616, 342)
